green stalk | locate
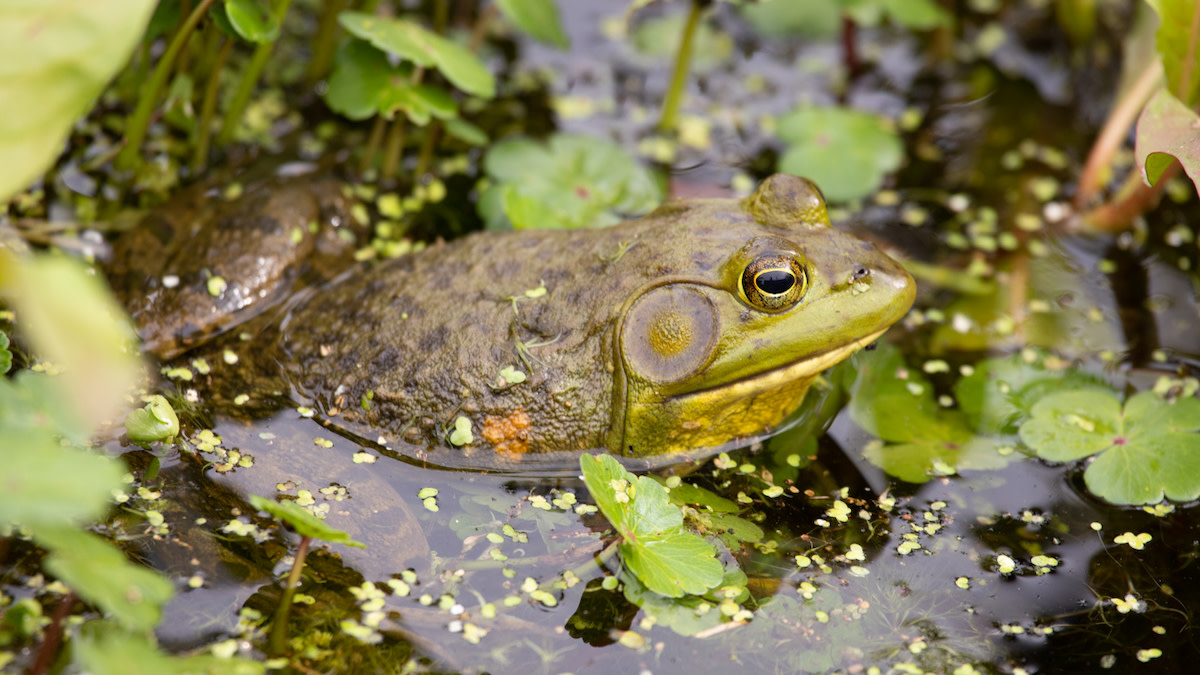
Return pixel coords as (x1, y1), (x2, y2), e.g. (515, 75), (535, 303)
(359, 115), (387, 176)
(193, 38), (234, 172)
(380, 117), (408, 183)
(116, 0), (218, 171)
(216, 0), (296, 147)
(414, 123), (442, 178)
(658, 0), (702, 133)
(358, 0), (383, 13)
(268, 535), (311, 656)
(306, 0), (349, 85)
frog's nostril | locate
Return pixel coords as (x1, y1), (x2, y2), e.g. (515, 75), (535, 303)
(851, 265), (870, 282)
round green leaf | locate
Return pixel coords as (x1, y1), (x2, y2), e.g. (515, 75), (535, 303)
(224, 0), (281, 43)
(338, 12), (495, 98)
(0, 0), (156, 202)
(495, 0), (569, 48)
(249, 495), (366, 547)
(621, 531), (724, 598)
(1019, 389), (1121, 462)
(776, 106), (904, 202)
(324, 40), (399, 120)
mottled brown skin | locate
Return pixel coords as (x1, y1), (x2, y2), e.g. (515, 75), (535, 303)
(114, 173), (915, 470)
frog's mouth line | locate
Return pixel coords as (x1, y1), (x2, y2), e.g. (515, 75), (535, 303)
(685, 325), (891, 401)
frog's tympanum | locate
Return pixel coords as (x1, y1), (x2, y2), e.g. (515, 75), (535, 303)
(111, 173), (915, 469)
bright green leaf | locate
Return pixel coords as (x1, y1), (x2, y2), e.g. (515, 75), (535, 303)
(75, 624), (266, 675)
(124, 395), (180, 445)
(378, 83), (458, 125)
(338, 12), (495, 98)
(862, 436), (1012, 483)
(1135, 87), (1200, 194)
(622, 532), (724, 598)
(224, 0), (281, 43)
(955, 353), (1109, 435)
(443, 117), (489, 146)
(495, 0), (569, 48)
(0, 0), (156, 202)
(1155, 0), (1200, 106)
(776, 105), (904, 202)
(324, 40), (401, 120)
(628, 475), (683, 539)
(0, 428), (124, 527)
(659, 479), (740, 513)
(1021, 390), (1200, 504)
(37, 527), (175, 632)
(0, 329), (10, 373)
(249, 495), (366, 547)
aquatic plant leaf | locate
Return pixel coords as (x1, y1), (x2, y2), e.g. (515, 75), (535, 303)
(75, 624), (266, 675)
(659, 479), (740, 513)
(629, 12), (733, 73)
(443, 117), (489, 146)
(124, 395), (180, 445)
(324, 40), (399, 120)
(1135, 87), (1200, 194)
(1155, 0), (1200, 106)
(581, 454), (722, 598)
(377, 83), (458, 125)
(620, 568), (746, 635)
(495, 0), (569, 49)
(1019, 389), (1122, 462)
(480, 133), (663, 230)
(37, 527), (175, 632)
(740, 0), (840, 38)
(0, 428), (124, 527)
(956, 352), (1110, 435)
(0, 254), (143, 432)
(224, 0), (281, 43)
(621, 531), (724, 598)
(0, 0), (155, 201)
(776, 106), (904, 202)
(339, 11), (495, 98)
(0, 329), (10, 373)
(249, 495), (366, 547)
(1021, 390), (1200, 504)
(862, 436), (1011, 484)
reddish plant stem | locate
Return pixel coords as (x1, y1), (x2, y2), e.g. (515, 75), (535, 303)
(1074, 60), (1162, 208)
(1080, 161), (1181, 233)
(30, 592), (77, 675)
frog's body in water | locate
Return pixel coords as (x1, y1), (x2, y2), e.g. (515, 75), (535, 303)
(110, 173), (915, 469)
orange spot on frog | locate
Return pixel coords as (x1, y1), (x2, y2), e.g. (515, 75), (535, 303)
(481, 409), (532, 455)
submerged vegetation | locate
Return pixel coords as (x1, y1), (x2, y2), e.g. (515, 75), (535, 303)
(4, 0), (1200, 673)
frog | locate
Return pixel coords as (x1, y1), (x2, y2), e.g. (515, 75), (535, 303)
(110, 172), (915, 470)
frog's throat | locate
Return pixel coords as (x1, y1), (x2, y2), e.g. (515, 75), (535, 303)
(613, 325), (890, 457)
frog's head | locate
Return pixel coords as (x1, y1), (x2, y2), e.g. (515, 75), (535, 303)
(610, 174), (915, 459)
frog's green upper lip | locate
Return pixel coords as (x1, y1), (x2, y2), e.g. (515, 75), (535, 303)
(680, 324), (892, 402)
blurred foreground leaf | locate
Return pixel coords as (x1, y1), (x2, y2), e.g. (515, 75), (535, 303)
(496, 0), (569, 48)
(225, 0), (281, 43)
(0, 0), (155, 201)
(75, 623), (265, 675)
(38, 527), (175, 632)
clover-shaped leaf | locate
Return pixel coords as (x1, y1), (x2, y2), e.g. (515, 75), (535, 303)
(776, 105), (903, 202)
(1020, 390), (1200, 504)
(580, 454), (723, 598)
(479, 134), (663, 230)
(449, 415), (473, 446)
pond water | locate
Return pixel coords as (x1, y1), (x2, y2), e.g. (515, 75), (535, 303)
(8, 2), (1200, 674)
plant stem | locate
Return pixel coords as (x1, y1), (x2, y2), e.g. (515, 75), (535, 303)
(193, 38), (234, 173)
(116, 0), (218, 171)
(1079, 161), (1180, 233)
(414, 123), (442, 178)
(217, 0), (296, 148)
(358, 0), (383, 14)
(306, 0), (349, 85)
(380, 117), (408, 183)
(268, 535), (311, 656)
(658, 0), (702, 133)
(360, 115), (387, 175)
(1075, 60), (1163, 208)
(30, 592), (76, 675)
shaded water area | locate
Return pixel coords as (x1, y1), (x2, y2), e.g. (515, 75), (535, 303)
(8, 3), (1200, 674)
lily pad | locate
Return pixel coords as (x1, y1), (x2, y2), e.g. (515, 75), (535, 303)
(338, 11), (495, 99)
(480, 133), (663, 230)
(37, 527), (175, 632)
(0, 0), (156, 201)
(1020, 390), (1200, 504)
(495, 0), (569, 48)
(1135, 87), (1200, 194)
(249, 495), (366, 547)
(776, 105), (904, 202)
(956, 352), (1109, 435)
(580, 454), (723, 598)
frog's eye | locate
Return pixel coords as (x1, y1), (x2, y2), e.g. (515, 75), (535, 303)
(741, 255), (806, 311)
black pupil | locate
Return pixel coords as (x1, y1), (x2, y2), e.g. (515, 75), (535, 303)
(755, 269), (795, 295)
